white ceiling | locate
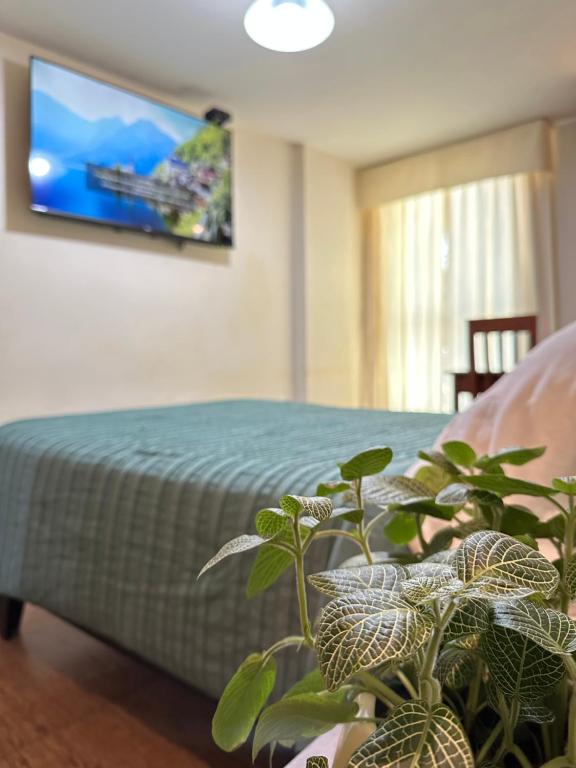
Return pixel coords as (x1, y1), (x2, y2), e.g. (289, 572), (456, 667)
(1, 0), (576, 166)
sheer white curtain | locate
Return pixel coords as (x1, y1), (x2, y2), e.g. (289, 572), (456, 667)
(361, 172), (555, 413)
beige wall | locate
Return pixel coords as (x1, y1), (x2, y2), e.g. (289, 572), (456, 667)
(0, 32), (361, 423)
(0, 33), (352, 424)
(554, 120), (576, 329)
(303, 148), (360, 407)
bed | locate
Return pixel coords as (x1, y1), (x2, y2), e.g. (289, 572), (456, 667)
(0, 399), (450, 699)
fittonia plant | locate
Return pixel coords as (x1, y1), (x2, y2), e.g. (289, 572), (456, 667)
(199, 442), (576, 768)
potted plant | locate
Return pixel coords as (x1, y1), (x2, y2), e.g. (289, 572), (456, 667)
(199, 441), (576, 768)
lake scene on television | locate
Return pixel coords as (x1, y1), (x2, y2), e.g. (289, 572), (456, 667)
(29, 58), (232, 245)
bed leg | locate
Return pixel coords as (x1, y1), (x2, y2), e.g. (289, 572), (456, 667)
(0, 597), (24, 640)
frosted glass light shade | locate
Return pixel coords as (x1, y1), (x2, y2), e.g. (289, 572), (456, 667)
(244, 0), (335, 53)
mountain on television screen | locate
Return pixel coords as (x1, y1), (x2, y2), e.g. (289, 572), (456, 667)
(29, 58), (233, 246)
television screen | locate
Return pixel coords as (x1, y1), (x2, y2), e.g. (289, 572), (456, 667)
(29, 58), (233, 246)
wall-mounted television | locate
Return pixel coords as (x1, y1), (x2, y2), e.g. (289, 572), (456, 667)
(28, 57), (233, 246)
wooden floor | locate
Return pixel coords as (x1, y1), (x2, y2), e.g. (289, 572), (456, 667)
(0, 605), (279, 767)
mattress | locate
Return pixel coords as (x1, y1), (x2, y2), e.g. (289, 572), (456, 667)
(0, 399), (450, 698)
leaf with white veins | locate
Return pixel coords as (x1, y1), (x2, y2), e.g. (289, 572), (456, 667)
(481, 625), (565, 702)
(400, 574), (464, 605)
(316, 590), (434, 690)
(199, 535), (271, 578)
(280, 495), (333, 522)
(349, 701), (474, 768)
(491, 600), (576, 655)
(456, 531), (560, 598)
(308, 564), (407, 598)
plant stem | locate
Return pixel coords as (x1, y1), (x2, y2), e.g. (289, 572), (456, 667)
(353, 717), (386, 725)
(355, 478), (374, 565)
(493, 696), (521, 766)
(262, 635), (306, 662)
(510, 744), (534, 768)
(359, 535), (374, 565)
(567, 690), (576, 767)
(357, 672), (405, 708)
(476, 721), (504, 765)
(550, 496), (570, 516)
(419, 601), (457, 703)
(395, 669), (418, 699)
(364, 510), (388, 537)
(416, 514), (427, 553)
(313, 529), (363, 544)
(564, 656), (576, 766)
(293, 518), (314, 647)
(465, 660), (483, 731)
(562, 494), (575, 613)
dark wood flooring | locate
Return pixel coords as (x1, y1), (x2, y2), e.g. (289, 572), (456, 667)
(0, 605), (282, 767)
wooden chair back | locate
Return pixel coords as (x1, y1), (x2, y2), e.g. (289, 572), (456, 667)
(468, 315), (537, 377)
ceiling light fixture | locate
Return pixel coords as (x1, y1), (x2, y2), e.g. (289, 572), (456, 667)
(244, 0), (335, 53)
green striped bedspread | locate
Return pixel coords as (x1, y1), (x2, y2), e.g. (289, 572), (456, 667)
(0, 400), (450, 699)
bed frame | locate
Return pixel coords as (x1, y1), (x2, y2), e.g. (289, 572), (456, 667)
(0, 596), (24, 640)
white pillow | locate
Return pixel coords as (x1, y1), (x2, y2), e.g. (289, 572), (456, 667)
(432, 320), (576, 497)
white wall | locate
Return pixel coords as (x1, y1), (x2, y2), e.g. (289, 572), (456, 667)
(0, 33), (314, 423)
(554, 120), (576, 329)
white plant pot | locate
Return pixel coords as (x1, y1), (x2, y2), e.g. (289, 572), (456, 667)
(284, 693), (376, 768)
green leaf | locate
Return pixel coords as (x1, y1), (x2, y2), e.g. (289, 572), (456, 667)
(199, 534), (270, 578)
(475, 446), (546, 470)
(384, 512), (419, 545)
(307, 759), (329, 768)
(390, 499), (457, 521)
(212, 652), (276, 751)
(463, 474), (556, 498)
(414, 464), (453, 494)
(316, 481), (351, 497)
(442, 441), (477, 468)
(481, 625), (565, 702)
(330, 507), (364, 524)
(349, 701), (474, 768)
(552, 476), (576, 494)
(280, 495), (333, 522)
(534, 514), (566, 540)
(436, 483), (502, 510)
(247, 544), (294, 598)
(514, 534), (539, 550)
(491, 600), (576, 655)
(339, 447), (394, 481)
(316, 590), (434, 690)
(284, 668), (326, 698)
(427, 528), (455, 555)
(255, 508), (291, 538)
(252, 693), (358, 759)
(456, 531), (560, 598)
(308, 564), (407, 598)
(500, 505), (540, 536)
(418, 450), (460, 476)
(435, 648), (477, 690)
